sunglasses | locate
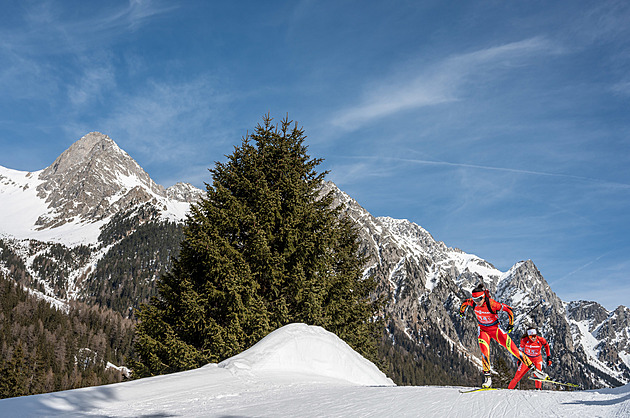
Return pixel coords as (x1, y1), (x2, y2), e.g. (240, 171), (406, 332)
(472, 295), (484, 303)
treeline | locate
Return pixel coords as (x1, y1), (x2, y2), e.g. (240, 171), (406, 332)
(0, 239), (36, 291)
(0, 239), (91, 299)
(0, 274), (135, 399)
(379, 321), (480, 386)
(84, 220), (184, 316)
(31, 243), (91, 299)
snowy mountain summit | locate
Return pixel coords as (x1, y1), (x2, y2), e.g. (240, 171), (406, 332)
(0, 132), (203, 245)
(36, 132), (203, 231)
(36, 132), (166, 229)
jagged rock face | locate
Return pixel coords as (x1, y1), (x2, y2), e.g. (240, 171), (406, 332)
(493, 261), (592, 384)
(495, 261), (572, 348)
(35, 132), (202, 229)
(0, 131), (205, 316)
(166, 182), (205, 202)
(567, 301), (610, 327)
(36, 133), (163, 228)
(567, 302), (630, 383)
(322, 180), (629, 388)
(323, 181), (500, 367)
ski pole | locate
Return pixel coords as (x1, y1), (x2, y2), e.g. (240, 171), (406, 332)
(514, 299), (545, 328)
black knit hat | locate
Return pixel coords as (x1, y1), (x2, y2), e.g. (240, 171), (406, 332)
(472, 283), (485, 294)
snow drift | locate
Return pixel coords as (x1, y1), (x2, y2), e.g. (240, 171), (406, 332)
(218, 323), (394, 386)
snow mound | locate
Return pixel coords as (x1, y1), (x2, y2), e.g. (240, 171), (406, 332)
(218, 323), (394, 386)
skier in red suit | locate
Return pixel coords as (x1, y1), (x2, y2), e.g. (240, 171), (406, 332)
(459, 283), (548, 388)
(508, 327), (551, 389)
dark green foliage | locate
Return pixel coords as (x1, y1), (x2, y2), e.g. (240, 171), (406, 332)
(98, 204), (162, 246)
(31, 243), (91, 299)
(0, 344), (27, 398)
(0, 274), (135, 398)
(379, 321), (480, 386)
(490, 345), (514, 388)
(0, 239), (39, 291)
(85, 216), (184, 315)
(133, 115), (381, 377)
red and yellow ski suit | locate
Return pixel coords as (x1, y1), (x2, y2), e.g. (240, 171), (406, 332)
(508, 335), (550, 389)
(460, 296), (535, 373)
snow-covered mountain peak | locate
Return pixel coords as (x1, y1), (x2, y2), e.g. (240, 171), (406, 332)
(497, 259), (562, 309)
(166, 182), (205, 203)
(0, 132), (203, 245)
(36, 132), (166, 223)
(40, 132), (124, 178)
(377, 216), (436, 245)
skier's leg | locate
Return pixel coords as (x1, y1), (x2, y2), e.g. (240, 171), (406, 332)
(508, 362), (528, 389)
(478, 330), (493, 387)
(495, 328), (534, 368)
(533, 359), (543, 389)
(478, 330), (492, 372)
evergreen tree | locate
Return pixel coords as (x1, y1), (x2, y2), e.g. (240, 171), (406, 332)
(0, 273), (133, 398)
(133, 115), (381, 377)
(0, 343), (27, 398)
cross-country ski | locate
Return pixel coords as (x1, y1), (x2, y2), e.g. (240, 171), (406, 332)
(529, 376), (581, 389)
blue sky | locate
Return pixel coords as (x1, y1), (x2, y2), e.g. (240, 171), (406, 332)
(1, 1), (629, 310)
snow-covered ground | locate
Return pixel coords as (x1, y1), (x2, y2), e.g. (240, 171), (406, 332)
(1, 323), (628, 417)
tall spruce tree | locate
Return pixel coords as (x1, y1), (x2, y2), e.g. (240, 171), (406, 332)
(132, 115), (381, 377)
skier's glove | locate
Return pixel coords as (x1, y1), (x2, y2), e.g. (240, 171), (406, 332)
(506, 324), (513, 334)
(547, 358), (552, 367)
(458, 303), (468, 317)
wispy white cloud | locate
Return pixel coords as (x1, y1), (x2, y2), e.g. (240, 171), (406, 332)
(569, 0), (630, 45)
(330, 37), (558, 131)
(326, 160), (398, 186)
(338, 155), (630, 190)
(0, 1), (176, 108)
(552, 256), (630, 309)
(611, 80), (630, 96)
(94, 75), (233, 165)
(549, 253), (611, 287)
(67, 57), (117, 106)
(1, 0), (175, 56)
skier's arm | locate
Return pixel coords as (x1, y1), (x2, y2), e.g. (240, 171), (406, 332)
(518, 338), (526, 365)
(542, 336), (551, 364)
(498, 301), (515, 332)
(459, 299), (473, 316)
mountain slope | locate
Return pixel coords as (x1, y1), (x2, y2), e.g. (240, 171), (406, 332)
(0, 132), (202, 310)
(0, 134), (628, 392)
(322, 181), (629, 388)
(1, 132), (200, 245)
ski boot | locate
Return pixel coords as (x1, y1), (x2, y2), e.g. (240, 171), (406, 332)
(482, 372), (492, 388)
(529, 365), (548, 380)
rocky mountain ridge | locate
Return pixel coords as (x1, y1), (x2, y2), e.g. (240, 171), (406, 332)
(0, 132), (200, 309)
(322, 181), (629, 387)
(34, 132), (202, 230)
(0, 134), (628, 389)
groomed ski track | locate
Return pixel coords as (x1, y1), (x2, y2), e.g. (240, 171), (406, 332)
(1, 368), (627, 417)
